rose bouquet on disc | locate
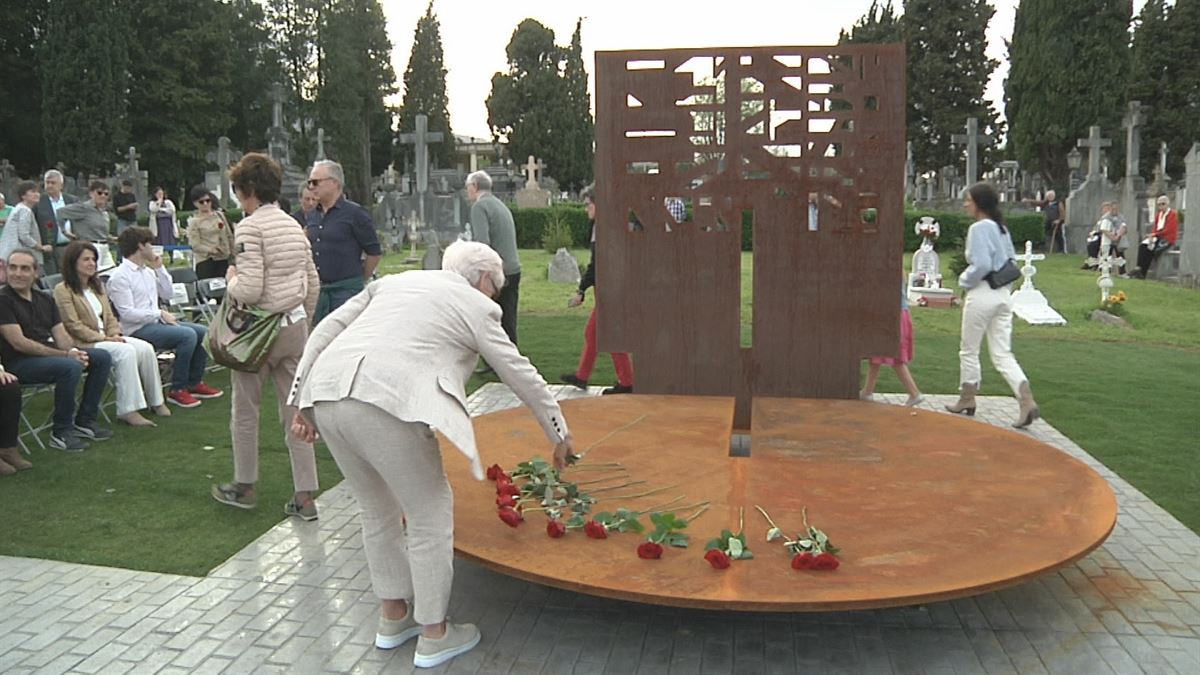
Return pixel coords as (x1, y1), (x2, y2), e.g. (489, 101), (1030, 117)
(703, 507), (753, 570)
(756, 505), (841, 571)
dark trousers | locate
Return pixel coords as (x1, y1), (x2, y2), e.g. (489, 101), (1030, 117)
(6, 349), (113, 434)
(1045, 223), (1065, 253)
(1136, 243), (1163, 274)
(498, 273), (521, 345)
(133, 322), (208, 391)
(195, 258), (229, 280)
(0, 380), (21, 448)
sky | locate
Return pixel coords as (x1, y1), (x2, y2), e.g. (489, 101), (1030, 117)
(379, 0), (1148, 140)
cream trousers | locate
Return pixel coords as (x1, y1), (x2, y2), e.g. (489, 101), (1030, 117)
(314, 399), (454, 626)
(958, 283), (1029, 395)
(90, 337), (163, 415)
(230, 321), (318, 491)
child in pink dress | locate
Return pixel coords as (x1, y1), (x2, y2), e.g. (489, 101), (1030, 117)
(860, 283), (925, 407)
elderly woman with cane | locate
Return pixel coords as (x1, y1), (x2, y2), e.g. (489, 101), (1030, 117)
(288, 241), (576, 669)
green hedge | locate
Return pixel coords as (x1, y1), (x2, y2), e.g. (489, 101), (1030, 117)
(511, 204), (1045, 252)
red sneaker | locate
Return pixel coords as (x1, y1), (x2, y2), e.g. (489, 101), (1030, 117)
(189, 383), (224, 399)
(168, 389), (201, 408)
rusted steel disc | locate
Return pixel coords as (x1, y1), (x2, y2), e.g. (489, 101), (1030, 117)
(445, 395), (1116, 611)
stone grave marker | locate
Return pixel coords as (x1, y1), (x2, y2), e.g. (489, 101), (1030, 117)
(951, 117), (994, 188)
(907, 217), (955, 307)
(515, 155), (551, 208)
(1180, 142), (1200, 286)
(1011, 241), (1067, 325)
(1065, 126), (1117, 254)
(548, 248), (581, 284)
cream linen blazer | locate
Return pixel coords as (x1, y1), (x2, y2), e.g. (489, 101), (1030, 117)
(289, 270), (569, 479)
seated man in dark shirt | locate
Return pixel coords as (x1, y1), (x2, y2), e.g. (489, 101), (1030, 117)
(0, 249), (114, 451)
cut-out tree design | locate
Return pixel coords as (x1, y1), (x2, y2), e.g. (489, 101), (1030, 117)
(594, 46), (906, 427)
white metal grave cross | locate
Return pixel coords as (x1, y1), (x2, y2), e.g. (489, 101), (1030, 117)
(1018, 240), (1045, 292)
(1096, 250), (1115, 303)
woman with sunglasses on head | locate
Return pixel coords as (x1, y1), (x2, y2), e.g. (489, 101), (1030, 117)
(186, 185), (235, 280)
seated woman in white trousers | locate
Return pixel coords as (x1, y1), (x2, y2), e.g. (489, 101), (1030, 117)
(53, 241), (169, 427)
(945, 183), (1041, 428)
(289, 241), (576, 669)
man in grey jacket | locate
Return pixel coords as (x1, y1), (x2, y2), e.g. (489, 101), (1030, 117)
(33, 170), (78, 274)
(466, 171), (521, 346)
(52, 180), (114, 244)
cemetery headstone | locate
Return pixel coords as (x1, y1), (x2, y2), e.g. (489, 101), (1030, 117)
(1065, 126), (1117, 254)
(548, 248), (582, 285)
(906, 217), (955, 307)
(515, 155), (551, 208)
(316, 128), (328, 162)
(1179, 142), (1200, 286)
(1119, 101), (1149, 243)
(1011, 241), (1067, 326)
(951, 117), (993, 188)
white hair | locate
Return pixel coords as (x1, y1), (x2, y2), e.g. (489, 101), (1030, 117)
(43, 169), (63, 182)
(1045, 189), (1056, 200)
(312, 160), (344, 186)
(442, 241), (505, 290)
(466, 171), (492, 191)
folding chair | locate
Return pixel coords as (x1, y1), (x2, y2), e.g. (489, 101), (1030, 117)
(18, 384), (54, 452)
(169, 267), (216, 324)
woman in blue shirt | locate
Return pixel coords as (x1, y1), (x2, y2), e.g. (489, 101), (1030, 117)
(945, 183), (1040, 428)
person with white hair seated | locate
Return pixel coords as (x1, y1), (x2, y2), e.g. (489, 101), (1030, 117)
(287, 240), (576, 669)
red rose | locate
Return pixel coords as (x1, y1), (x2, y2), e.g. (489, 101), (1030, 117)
(704, 549), (731, 569)
(496, 482), (520, 498)
(812, 552), (840, 571)
(498, 506), (523, 528)
(584, 520), (608, 539)
(791, 552), (816, 570)
(637, 542), (663, 559)
(546, 520), (566, 538)
(486, 464), (504, 481)
(496, 494), (517, 508)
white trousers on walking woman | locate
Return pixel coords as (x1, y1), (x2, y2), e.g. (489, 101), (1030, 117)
(91, 337), (164, 415)
(314, 398), (454, 626)
(958, 284), (1029, 394)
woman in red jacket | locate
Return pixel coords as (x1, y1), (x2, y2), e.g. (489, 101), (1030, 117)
(1131, 195), (1179, 278)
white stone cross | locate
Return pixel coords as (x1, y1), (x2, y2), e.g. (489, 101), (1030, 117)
(522, 155), (545, 189)
(1076, 126), (1112, 180)
(1018, 240), (1045, 292)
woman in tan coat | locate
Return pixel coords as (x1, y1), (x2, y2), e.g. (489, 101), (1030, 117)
(210, 153), (321, 520)
(53, 241), (170, 427)
(185, 186), (235, 279)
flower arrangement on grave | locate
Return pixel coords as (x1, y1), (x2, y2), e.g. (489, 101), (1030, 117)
(703, 507), (753, 570)
(755, 505), (841, 571)
(1099, 290), (1127, 317)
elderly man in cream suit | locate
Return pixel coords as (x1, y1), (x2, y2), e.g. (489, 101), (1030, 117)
(288, 241), (575, 670)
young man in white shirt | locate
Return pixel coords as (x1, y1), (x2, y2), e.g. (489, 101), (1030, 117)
(106, 227), (223, 408)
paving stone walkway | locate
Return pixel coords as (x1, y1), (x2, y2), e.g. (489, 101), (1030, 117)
(2, 385), (1197, 674)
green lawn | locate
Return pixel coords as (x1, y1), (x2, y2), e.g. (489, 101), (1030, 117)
(2, 247), (1197, 576)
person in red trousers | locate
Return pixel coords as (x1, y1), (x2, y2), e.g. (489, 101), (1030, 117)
(561, 184), (633, 395)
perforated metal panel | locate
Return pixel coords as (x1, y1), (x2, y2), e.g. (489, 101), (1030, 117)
(594, 46), (906, 427)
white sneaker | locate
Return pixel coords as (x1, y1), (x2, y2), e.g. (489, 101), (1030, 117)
(376, 612), (421, 650)
(414, 622), (480, 668)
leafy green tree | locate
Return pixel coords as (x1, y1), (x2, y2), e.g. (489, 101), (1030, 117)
(219, 0), (283, 153)
(839, 0), (901, 43)
(125, 0), (237, 197)
(396, 1), (455, 171)
(488, 19), (592, 191)
(904, 0), (1000, 176)
(317, 0), (397, 202)
(0, 0), (49, 175)
(1129, 0), (1200, 179)
(39, 0), (130, 175)
(266, 0), (321, 163)
(1006, 0), (1131, 188)
(839, 1), (998, 177)
(559, 19), (595, 191)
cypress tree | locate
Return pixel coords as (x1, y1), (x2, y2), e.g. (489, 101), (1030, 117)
(397, 2), (455, 171)
(39, 0), (130, 175)
(1006, 0), (1131, 188)
(1131, 0), (1200, 179)
(839, 0), (901, 43)
(0, 0), (49, 175)
(560, 18), (595, 192)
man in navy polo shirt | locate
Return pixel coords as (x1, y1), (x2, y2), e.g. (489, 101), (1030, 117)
(305, 160), (382, 323)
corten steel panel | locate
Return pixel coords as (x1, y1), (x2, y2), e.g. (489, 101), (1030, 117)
(594, 46), (905, 424)
(447, 396), (1117, 611)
